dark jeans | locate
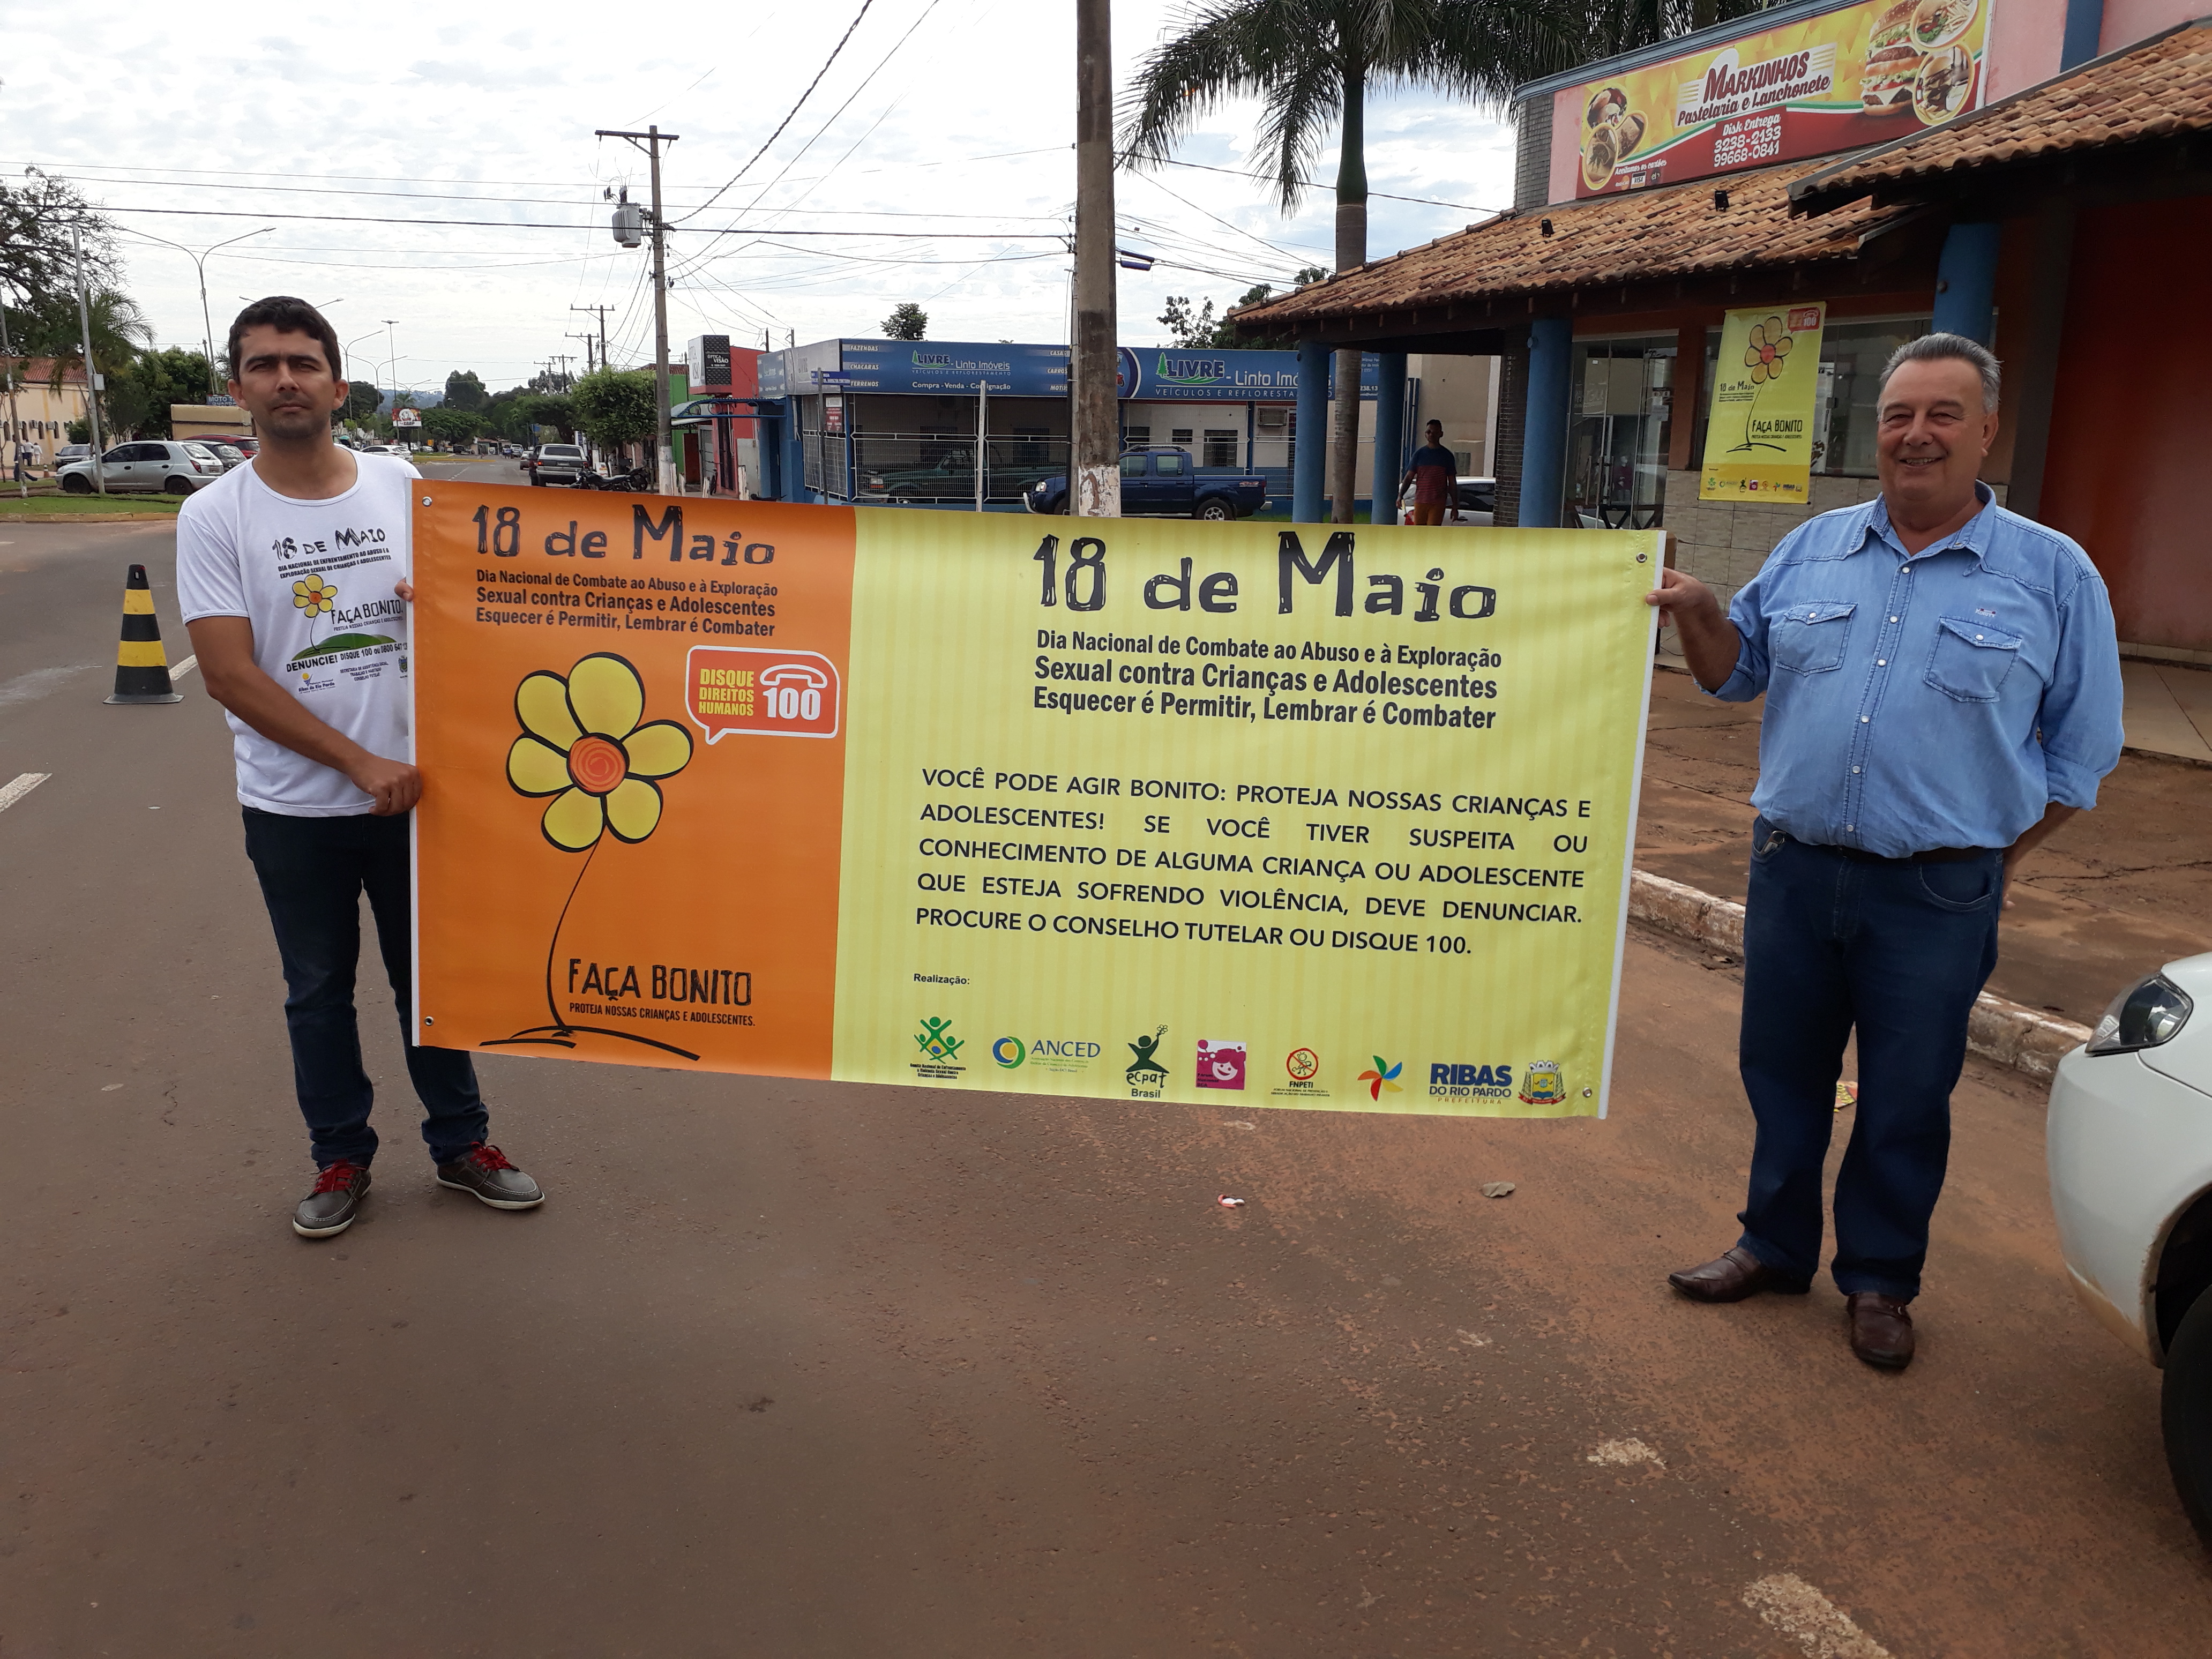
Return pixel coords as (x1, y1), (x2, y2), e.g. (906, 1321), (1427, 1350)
(242, 807), (487, 1169)
(1736, 817), (2002, 1301)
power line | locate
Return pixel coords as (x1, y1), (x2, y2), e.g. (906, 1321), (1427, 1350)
(50, 204), (1070, 237)
(675, 0), (880, 225)
(1144, 154), (1504, 215)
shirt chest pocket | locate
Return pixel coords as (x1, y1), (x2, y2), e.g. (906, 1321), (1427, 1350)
(1768, 601), (1856, 676)
(1926, 615), (2023, 703)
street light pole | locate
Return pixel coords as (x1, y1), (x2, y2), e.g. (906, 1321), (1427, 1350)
(1071, 0), (1120, 518)
(596, 124), (680, 495)
(124, 226), (273, 396)
(71, 222), (107, 495)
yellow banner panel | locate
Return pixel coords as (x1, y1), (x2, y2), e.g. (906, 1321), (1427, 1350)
(1700, 303), (1828, 503)
(412, 487), (1657, 1117)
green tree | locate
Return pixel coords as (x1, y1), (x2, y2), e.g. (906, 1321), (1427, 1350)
(881, 302), (928, 341)
(9, 287), (153, 437)
(571, 369), (656, 451)
(0, 173), (119, 314)
(1124, 0), (1582, 516)
(345, 382), (382, 423)
(1159, 295), (1222, 349)
(421, 406), (483, 448)
(442, 369), (488, 413)
(111, 347), (213, 439)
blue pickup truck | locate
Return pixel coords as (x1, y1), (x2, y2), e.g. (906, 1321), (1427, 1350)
(1025, 447), (1271, 520)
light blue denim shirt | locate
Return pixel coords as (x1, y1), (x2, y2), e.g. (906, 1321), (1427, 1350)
(1709, 482), (2124, 858)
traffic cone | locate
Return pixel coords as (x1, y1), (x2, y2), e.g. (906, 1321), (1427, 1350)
(104, 564), (183, 705)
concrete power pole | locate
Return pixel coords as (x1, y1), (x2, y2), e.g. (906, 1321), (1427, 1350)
(71, 222), (108, 495)
(1328, 65), (1368, 524)
(572, 305), (612, 372)
(1070, 0), (1120, 518)
(598, 125), (680, 495)
(0, 289), (25, 497)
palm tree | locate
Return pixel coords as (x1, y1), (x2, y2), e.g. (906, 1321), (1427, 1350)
(1123, 0), (1575, 519)
(16, 287), (152, 438)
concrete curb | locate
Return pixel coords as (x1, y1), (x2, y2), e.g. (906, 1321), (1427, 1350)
(0, 512), (181, 524)
(1627, 869), (2090, 1080)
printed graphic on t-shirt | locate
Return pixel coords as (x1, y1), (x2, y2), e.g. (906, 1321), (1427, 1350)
(272, 529), (408, 679)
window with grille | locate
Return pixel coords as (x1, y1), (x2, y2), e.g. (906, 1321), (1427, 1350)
(1202, 429), (1238, 468)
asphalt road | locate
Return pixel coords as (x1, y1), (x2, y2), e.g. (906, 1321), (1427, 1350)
(3, 520), (2209, 1656)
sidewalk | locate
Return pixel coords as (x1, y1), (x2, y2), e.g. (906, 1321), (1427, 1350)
(1635, 667), (2212, 1025)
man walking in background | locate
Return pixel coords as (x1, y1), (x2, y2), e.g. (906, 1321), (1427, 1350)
(177, 296), (544, 1238)
(1400, 419), (1459, 525)
(1647, 333), (2123, 1369)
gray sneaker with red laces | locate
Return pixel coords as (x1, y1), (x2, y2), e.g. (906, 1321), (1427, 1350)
(435, 1142), (545, 1210)
(295, 1159), (371, 1238)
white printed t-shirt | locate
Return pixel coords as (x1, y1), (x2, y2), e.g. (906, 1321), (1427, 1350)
(176, 451), (420, 816)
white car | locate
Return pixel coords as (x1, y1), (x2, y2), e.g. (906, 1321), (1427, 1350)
(57, 440), (227, 495)
(2047, 952), (2212, 1539)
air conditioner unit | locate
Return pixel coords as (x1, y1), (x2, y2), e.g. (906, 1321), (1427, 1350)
(1256, 406), (1288, 431)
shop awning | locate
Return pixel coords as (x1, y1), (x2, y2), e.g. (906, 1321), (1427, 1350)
(1791, 17), (2212, 216)
(1230, 161), (1918, 348)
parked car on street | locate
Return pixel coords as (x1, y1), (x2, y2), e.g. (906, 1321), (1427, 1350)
(2047, 952), (2212, 1541)
(863, 444), (1060, 505)
(57, 440), (226, 495)
(188, 440), (246, 471)
(1025, 447), (1268, 520)
(526, 442), (588, 486)
(55, 444), (91, 467)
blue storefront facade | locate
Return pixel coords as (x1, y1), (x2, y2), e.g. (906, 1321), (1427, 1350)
(752, 338), (1382, 510)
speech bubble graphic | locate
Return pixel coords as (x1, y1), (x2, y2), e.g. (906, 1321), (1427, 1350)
(685, 646), (841, 743)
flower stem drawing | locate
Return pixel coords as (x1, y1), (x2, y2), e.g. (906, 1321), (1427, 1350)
(481, 652), (699, 1059)
(1727, 314), (1795, 455)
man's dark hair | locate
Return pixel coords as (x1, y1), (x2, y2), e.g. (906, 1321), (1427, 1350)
(226, 296), (343, 382)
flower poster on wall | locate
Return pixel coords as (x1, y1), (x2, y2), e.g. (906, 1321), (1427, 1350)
(1700, 303), (1828, 503)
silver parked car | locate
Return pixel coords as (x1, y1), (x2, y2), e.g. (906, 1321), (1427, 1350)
(188, 440), (246, 471)
(58, 440), (227, 495)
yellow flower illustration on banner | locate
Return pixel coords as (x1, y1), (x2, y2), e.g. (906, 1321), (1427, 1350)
(505, 653), (692, 851)
(292, 572), (338, 616)
(1744, 316), (1793, 384)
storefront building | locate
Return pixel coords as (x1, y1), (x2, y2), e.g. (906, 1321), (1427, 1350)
(1235, 0), (2212, 655)
(750, 337), (1495, 513)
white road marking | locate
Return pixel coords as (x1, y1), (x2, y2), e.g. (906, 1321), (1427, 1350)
(1586, 1438), (1664, 1469)
(171, 654), (197, 680)
(0, 772), (52, 814)
(1743, 1574), (1893, 1658)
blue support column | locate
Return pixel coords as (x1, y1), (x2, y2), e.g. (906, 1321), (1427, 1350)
(2061, 0), (2105, 68)
(1294, 339), (1328, 523)
(1370, 352), (1407, 525)
(1520, 317), (1572, 530)
(1932, 222), (2002, 345)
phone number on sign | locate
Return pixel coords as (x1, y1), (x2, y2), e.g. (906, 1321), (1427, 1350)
(1712, 113), (1783, 169)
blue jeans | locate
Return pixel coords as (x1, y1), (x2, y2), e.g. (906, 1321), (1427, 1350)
(242, 808), (488, 1169)
(1736, 817), (2002, 1300)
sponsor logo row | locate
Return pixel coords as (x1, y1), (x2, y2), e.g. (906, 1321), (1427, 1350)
(911, 1018), (1569, 1104)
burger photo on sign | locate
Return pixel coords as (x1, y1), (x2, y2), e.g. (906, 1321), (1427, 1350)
(1860, 0), (1921, 111)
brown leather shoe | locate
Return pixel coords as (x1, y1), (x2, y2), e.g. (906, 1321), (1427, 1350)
(1668, 1245), (1812, 1303)
(1846, 1292), (1915, 1370)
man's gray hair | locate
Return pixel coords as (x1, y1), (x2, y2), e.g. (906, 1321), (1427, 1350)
(1880, 332), (2001, 411)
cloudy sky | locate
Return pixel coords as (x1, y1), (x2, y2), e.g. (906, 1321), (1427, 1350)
(3, 0), (1519, 398)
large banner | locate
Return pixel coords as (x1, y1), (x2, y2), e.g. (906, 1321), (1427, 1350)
(410, 488), (1657, 1117)
(1570, 0), (1993, 198)
(1700, 303), (1829, 502)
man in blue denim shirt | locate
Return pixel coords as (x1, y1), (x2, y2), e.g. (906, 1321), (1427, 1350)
(1647, 333), (2123, 1370)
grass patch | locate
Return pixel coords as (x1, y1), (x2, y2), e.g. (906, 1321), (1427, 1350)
(0, 492), (183, 516)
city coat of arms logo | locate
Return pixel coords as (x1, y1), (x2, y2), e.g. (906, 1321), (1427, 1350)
(1519, 1061), (1567, 1106)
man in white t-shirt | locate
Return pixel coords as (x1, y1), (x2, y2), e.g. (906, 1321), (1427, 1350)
(178, 297), (544, 1239)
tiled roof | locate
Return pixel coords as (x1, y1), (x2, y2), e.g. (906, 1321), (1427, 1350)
(1, 357), (89, 385)
(1233, 162), (1904, 331)
(1793, 17), (2212, 213)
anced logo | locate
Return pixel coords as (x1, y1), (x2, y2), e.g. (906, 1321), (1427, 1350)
(991, 1036), (1026, 1069)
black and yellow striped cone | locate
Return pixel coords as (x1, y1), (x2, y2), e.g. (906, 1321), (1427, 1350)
(104, 564), (183, 705)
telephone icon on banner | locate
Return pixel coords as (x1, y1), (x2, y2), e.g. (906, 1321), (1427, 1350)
(685, 646), (842, 742)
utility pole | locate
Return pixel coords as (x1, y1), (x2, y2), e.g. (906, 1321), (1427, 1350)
(597, 125), (680, 495)
(1328, 63), (1369, 523)
(1070, 0), (1119, 517)
(567, 332), (597, 375)
(550, 352), (576, 390)
(571, 304), (612, 372)
(0, 286), (24, 497)
(71, 222), (107, 494)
